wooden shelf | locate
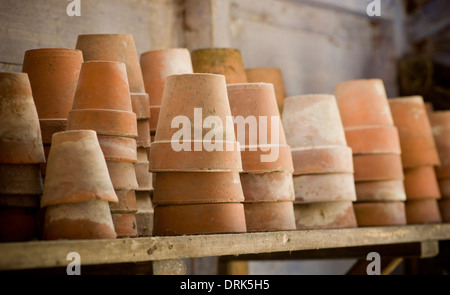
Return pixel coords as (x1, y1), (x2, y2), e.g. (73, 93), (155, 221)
(1, 223), (450, 272)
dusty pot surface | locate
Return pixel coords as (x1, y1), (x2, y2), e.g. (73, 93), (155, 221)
(0, 72), (45, 164)
(439, 199), (450, 222)
(191, 48), (247, 84)
(429, 111), (450, 166)
(344, 126), (401, 155)
(244, 201), (296, 232)
(334, 79), (393, 128)
(153, 203), (247, 236)
(438, 179), (450, 198)
(140, 48), (193, 106)
(72, 61), (132, 112)
(109, 189), (138, 213)
(136, 211), (153, 237)
(0, 164), (43, 195)
(355, 180), (406, 202)
(0, 194), (40, 208)
(43, 199), (117, 240)
(405, 199), (442, 224)
(137, 147), (149, 162)
(239, 145), (294, 173)
(293, 201), (357, 230)
(137, 119), (151, 148)
(41, 130), (118, 207)
(134, 161), (153, 191)
(353, 201), (407, 226)
(0, 207), (38, 242)
(293, 173), (357, 203)
(111, 212), (138, 238)
(353, 154), (404, 181)
(136, 191), (153, 213)
(131, 93), (150, 120)
(245, 67), (286, 112)
(240, 171), (294, 203)
(98, 135), (137, 163)
(39, 119), (67, 145)
(106, 161), (139, 190)
(22, 48), (83, 119)
(76, 34), (145, 93)
(404, 166), (441, 200)
(149, 105), (160, 133)
(291, 146), (353, 175)
(152, 172), (244, 205)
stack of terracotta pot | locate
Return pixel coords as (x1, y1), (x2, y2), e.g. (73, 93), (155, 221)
(429, 111), (450, 222)
(389, 96), (442, 224)
(334, 79), (407, 226)
(0, 72), (45, 242)
(282, 94), (358, 229)
(41, 130), (118, 240)
(66, 61), (139, 238)
(227, 83), (296, 232)
(150, 73), (247, 236)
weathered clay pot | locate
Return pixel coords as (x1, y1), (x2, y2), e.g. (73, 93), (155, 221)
(39, 119), (67, 145)
(76, 34), (145, 93)
(293, 201), (357, 230)
(97, 136), (137, 163)
(191, 48), (247, 84)
(290, 146), (353, 175)
(43, 199), (117, 240)
(344, 126), (401, 155)
(429, 111), (450, 166)
(0, 194), (40, 208)
(355, 180), (406, 202)
(137, 147), (150, 162)
(0, 164), (43, 195)
(41, 130), (118, 207)
(438, 179), (450, 198)
(140, 48), (193, 106)
(0, 72), (45, 164)
(334, 79), (393, 128)
(439, 199), (450, 222)
(240, 172), (294, 202)
(149, 105), (160, 133)
(106, 161), (139, 190)
(152, 172), (244, 205)
(153, 203), (247, 236)
(405, 199), (442, 224)
(0, 207), (38, 242)
(72, 61), (132, 112)
(111, 213), (138, 238)
(22, 48), (83, 119)
(404, 166), (441, 199)
(245, 67), (286, 112)
(135, 161), (153, 191)
(109, 190), (138, 213)
(353, 154), (404, 181)
(293, 173), (357, 203)
(436, 165), (450, 179)
(67, 109), (138, 138)
(244, 201), (296, 232)
(131, 93), (150, 120)
(135, 190), (154, 237)
(137, 120), (151, 148)
(353, 202), (407, 226)
(389, 96), (440, 168)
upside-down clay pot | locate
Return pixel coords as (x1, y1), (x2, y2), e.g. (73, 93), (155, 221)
(438, 179), (450, 198)
(293, 201), (358, 230)
(97, 136), (137, 163)
(0, 195), (40, 208)
(106, 161), (139, 190)
(140, 48), (193, 106)
(436, 165), (450, 179)
(240, 172), (294, 202)
(290, 146), (353, 175)
(0, 72), (45, 164)
(245, 67), (286, 112)
(191, 48), (247, 84)
(22, 48), (83, 119)
(389, 96), (440, 168)
(353, 202), (407, 226)
(439, 199), (450, 222)
(0, 164), (43, 195)
(135, 191), (154, 237)
(355, 180), (406, 202)
(153, 203), (247, 236)
(39, 119), (67, 145)
(405, 199), (442, 224)
(429, 111), (450, 166)
(403, 166), (441, 199)
(353, 154), (404, 181)
(75, 34), (145, 93)
(244, 201), (296, 232)
(111, 213), (138, 238)
(41, 130), (118, 207)
(149, 106), (160, 133)
(344, 126), (401, 155)
(0, 207), (38, 242)
(109, 190), (137, 213)
(334, 79), (394, 128)
(134, 161), (153, 191)
(137, 120), (151, 148)
(131, 93), (150, 120)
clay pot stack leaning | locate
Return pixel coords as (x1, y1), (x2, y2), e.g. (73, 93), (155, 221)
(389, 96), (442, 224)
(282, 94), (358, 229)
(429, 110), (450, 222)
(334, 79), (407, 226)
(149, 73), (247, 236)
(41, 130), (118, 240)
(227, 83), (296, 232)
(66, 61), (139, 238)
(0, 72), (46, 241)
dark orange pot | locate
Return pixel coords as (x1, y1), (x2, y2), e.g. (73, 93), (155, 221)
(291, 146), (353, 175)
(353, 154), (404, 181)
(439, 178), (450, 198)
(109, 190), (138, 213)
(405, 199), (442, 224)
(245, 67), (286, 112)
(353, 202), (407, 226)
(344, 126), (401, 155)
(404, 166), (441, 199)
(98, 136), (137, 163)
(149, 105), (160, 133)
(106, 161), (139, 190)
(355, 180), (406, 202)
(0, 207), (38, 242)
(0, 194), (40, 208)
(240, 172), (294, 203)
(439, 199), (450, 222)
(436, 165), (450, 179)
(39, 119), (67, 145)
(137, 119), (151, 148)
(0, 164), (43, 195)
(244, 201), (296, 232)
(430, 111), (450, 166)
(111, 213), (138, 238)
(131, 93), (150, 120)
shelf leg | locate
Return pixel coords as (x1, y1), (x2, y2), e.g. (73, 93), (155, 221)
(152, 259), (187, 275)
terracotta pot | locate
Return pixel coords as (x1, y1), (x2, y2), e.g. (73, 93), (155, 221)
(72, 61), (132, 112)
(98, 136), (137, 163)
(244, 201), (296, 232)
(43, 199), (117, 240)
(131, 93), (150, 120)
(41, 130), (118, 207)
(0, 207), (38, 242)
(355, 180), (406, 202)
(239, 145), (294, 173)
(438, 179), (450, 198)
(293, 173), (357, 203)
(439, 199), (450, 222)
(135, 161), (153, 191)
(191, 48), (247, 84)
(436, 165), (450, 179)
(344, 126), (401, 155)
(405, 199), (442, 224)
(76, 34), (145, 93)
(291, 146), (353, 175)
(67, 109), (138, 138)
(22, 48), (83, 119)
(0, 194), (40, 208)
(136, 191), (154, 213)
(111, 213), (138, 238)
(152, 172), (244, 205)
(429, 111), (450, 166)
(353, 154), (404, 181)
(0, 72), (45, 164)
(425, 102), (434, 114)
(135, 191), (154, 237)
(245, 67), (286, 112)
(293, 201), (357, 230)
(149, 105), (160, 133)
(109, 190), (138, 213)
(389, 96), (440, 168)
(334, 79), (393, 128)
(137, 147), (150, 162)
(0, 164), (43, 195)
(353, 202), (407, 226)
(137, 119), (151, 148)
(153, 203), (247, 236)
(39, 119), (67, 145)
(240, 172), (294, 202)
(404, 166), (441, 199)
(106, 161), (139, 190)
(140, 48), (193, 106)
